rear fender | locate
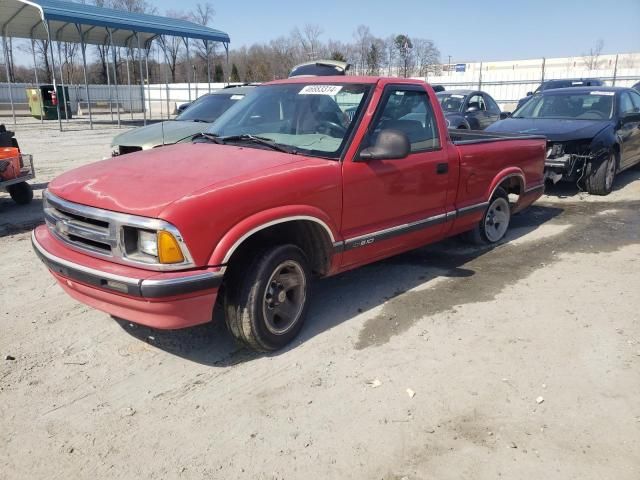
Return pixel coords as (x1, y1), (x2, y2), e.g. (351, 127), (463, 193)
(208, 205), (340, 267)
(485, 168), (526, 202)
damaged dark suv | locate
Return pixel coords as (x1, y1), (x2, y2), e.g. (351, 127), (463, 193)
(487, 87), (640, 195)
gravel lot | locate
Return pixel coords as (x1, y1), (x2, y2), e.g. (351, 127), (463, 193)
(1, 117), (639, 479)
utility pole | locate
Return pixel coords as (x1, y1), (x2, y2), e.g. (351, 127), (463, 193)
(448, 55), (452, 76)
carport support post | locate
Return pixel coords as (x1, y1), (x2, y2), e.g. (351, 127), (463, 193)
(135, 33), (146, 126)
(224, 42), (229, 85)
(184, 37), (192, 102)
(2, 36), (16, 126)
(126, 54), (133, 121)
(144, 44), (151, 120)
(206, 40), (211, 93)
(44, 21), (62, 132)
(30, 38), (44, 123)
(107, 29), (121, 128)
(56, 43), (70, 123)
(76, 25), (93, 129)
(105, 43), (114, 123)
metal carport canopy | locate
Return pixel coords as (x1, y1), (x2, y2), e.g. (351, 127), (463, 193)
(0, 0), (231, 46)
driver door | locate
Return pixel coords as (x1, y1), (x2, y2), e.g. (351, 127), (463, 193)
(340, 85), (451, 268)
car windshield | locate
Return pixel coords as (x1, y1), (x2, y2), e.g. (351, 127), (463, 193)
(512, 92), (614, 120)
(205, 83), (371, 159)
(436, 93), (466, 112)
(176, 93), (246, 122)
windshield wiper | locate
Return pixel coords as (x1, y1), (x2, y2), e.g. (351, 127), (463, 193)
(220, 134), (297, 154)
(192, 132), (225, 144)
(191, 119), (210, 123)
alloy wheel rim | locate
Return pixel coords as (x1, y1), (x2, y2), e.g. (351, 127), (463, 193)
(484, 197), (510, 242)
(262, 260), (307, 335)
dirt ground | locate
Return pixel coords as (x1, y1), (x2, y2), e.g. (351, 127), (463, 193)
(1, 117), (639, 480)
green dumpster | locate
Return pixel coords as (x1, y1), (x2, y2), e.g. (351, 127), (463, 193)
(25, 85), (72, 120)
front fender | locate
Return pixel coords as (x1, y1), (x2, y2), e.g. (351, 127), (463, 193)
(208, 205), (340, 266)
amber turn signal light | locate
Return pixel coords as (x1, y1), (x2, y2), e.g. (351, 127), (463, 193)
(157, 231), (185, 264)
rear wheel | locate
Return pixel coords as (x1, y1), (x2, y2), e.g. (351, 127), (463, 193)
(585, 151), (616, 195)
(463, 187), (511, 245)
(7, 182), (33, 205)
(224, 244), (311, 352)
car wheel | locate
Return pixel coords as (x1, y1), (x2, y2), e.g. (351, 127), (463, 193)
(224, 244), (311, 352)
(7, 182), (33, 205)
(585, 152), (616, 195)
(463, 187), (511, 245)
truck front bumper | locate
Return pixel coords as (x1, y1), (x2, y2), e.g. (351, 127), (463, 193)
(32, 225), (223, 329)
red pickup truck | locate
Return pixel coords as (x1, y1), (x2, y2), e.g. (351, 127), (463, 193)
(33, 77), (546, 351)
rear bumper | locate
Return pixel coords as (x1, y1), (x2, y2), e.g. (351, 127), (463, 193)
(32, 226), (222, 329)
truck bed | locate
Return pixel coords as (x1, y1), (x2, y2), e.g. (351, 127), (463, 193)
(449, 129), (546, 145)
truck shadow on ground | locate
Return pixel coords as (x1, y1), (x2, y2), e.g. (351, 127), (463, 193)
(0, 197), (44, 238)
(544, 167), (639, 198)
(117, 203), (565, 367)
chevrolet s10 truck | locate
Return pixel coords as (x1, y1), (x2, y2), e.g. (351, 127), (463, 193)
(33, 76), (546, 351)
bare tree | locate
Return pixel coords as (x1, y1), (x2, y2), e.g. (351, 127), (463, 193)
(413, 38), (440, 78)
(353, 25), (372, 74)
(384, 35), (396, 76)
(293, 24), (324, 60)
(582, 38), (604, 70)
(190, 2), (216, 80)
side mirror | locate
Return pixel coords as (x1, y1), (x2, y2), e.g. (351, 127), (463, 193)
(500, 112), (511, 119)
(358, 129), (410, 161)
(526, 91), (533, 96)
(466, 106), (479, 113)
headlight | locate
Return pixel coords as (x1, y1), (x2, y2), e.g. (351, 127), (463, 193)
(547, 143), (564, 158)
(123, 227), (186, 265)
(138, 230), (158, 256)
(111, 145), (120, 157)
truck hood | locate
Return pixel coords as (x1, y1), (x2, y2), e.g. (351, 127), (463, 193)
(112, 120), (209, 149)
(48, 143), (305, 218)
(486, 118), (611, 142)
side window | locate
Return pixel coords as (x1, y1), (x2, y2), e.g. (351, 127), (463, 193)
(369, 88), (440, 153)
(627, 91), (640, 111)
(467, 94), (485, 112)
(484, 95), (501, 114)
(619, 92), (636, 115)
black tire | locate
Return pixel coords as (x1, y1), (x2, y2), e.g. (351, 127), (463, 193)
(584, 151), (616, 196)
(224, 244), (311, 352)
(7, 182), (33, 205)
(462, 187), (511, 245)
(457, 125), (467, 129)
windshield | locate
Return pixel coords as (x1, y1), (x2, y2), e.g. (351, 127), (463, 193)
(512, 92), (614, 120)
(206, 83), (371, 159)
(176, 93), (246, 122)
(436, 93), (466, 112)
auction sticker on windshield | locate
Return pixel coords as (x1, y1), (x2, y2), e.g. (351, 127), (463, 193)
(298, 85), (343, 95)
(589, 91), (615, 96)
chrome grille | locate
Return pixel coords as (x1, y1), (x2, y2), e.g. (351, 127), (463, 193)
(43, 191), (195, 271)
(44, 195), (115, 255)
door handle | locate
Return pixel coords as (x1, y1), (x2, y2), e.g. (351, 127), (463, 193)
(436, 163), (449, 174)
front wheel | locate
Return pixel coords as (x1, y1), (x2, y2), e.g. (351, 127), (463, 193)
(585, 152), (616, 196)
(224, 244), (311, 351)
(463, 187), (511, 245)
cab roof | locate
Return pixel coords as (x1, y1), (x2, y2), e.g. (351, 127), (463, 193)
(265, 76), (431, 87)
